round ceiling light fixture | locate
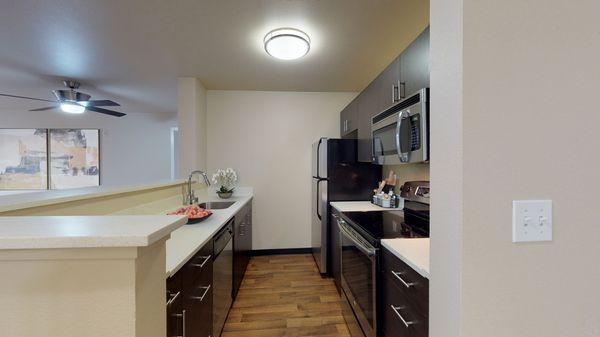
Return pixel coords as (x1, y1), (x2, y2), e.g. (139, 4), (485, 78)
(264, 28), (310, 60)
(60, 101), (85, 114)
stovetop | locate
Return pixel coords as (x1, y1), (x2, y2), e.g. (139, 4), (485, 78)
(340, 201), (430, 246)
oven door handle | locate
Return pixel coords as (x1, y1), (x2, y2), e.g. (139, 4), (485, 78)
(339, 220), (377, 258)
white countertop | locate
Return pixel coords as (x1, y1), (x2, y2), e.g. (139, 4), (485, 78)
(381, 238), (430, 279)
(330, 201), (398, 212)
(164, 188), (253, 278)
(0, 179), (186, 213)
(0, 183), (253, 278)
(0, 215), (187, 249)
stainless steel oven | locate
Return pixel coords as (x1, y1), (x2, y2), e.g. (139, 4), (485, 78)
(338, 217), (378, 337)
(371, 88), (429, 165)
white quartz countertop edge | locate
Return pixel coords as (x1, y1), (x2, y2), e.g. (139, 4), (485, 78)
(330, 201), (400, 212)
(0, 179), (187, 213)
(0, 215), (188, 249)
(380, 238), (430, 279)
(165, 193), (253, 278)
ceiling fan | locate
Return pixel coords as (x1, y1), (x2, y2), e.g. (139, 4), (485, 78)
(0, 80), (126, 117)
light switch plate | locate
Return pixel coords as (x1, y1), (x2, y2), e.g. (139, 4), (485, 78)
(512, 200), (552, 243)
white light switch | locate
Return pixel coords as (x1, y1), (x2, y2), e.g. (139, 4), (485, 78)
(512, 200), (552, 243)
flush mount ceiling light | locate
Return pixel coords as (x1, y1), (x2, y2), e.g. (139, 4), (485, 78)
(60, 101), (86, 114)
(264, 28), (310, 60)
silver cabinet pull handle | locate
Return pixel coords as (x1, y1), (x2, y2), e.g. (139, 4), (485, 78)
(182, 309), (186, 337)
(391, 271), (415, 288)
(192, 284), (211, 302)
(390, 305), (414, 328)
(190, 255), (211, 268)
(172, 309), (186, 337)
(399, 80), (406, 99)
(166, 291), (181, 307)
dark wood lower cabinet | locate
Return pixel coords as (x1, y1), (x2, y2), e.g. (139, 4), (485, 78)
(233, 202), (252, 298)
(167, 272), (184, 337)
(381, 247), (429, 337)
(167, 200), (253, 337)
(167, 239), (214, 337)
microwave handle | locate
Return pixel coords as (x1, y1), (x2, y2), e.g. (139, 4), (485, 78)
(396, 111), (409, 163)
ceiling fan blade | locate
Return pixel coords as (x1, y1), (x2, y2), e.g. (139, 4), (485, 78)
(86, 106), (126, 117)
(29, 106), (58, 111)
(85, 99), (121, 107)
(0, 93), (55, 102)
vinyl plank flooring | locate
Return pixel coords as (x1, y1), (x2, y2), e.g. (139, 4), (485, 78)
(222, 254), (350, 337)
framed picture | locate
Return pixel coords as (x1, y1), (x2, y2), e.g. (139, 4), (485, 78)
(0, 128), (48, 190)
(49, 129), (100, 189)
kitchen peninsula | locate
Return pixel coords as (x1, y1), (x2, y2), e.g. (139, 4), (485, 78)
(0, 181), (253, 337)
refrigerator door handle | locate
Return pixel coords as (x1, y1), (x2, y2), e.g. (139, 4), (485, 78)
(316, 179), (327, 220)
(316, 179), (322, 220)
(316, 138), (323, 178)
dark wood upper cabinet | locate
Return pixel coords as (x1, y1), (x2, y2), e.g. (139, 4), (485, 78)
(356, 81), (379, 162)
(340, 98), (359, 137)
(339, 26), (430, 163)
(375, 56), (402, 112)
(400, 27), (430, 99)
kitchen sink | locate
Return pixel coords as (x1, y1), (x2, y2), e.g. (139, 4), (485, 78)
(198, 201), (235, 210)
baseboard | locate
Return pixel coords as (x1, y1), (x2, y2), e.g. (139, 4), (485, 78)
(251, 248), (312, 256)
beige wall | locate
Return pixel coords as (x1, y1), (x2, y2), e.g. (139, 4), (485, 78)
(0, 184), (186, 216)
(206, 90), (356, 250)
(430, 0), (463, 335)
(431, 0), (600, 336)
(177, 77), (208, 177)
(0, 242), (166, 337)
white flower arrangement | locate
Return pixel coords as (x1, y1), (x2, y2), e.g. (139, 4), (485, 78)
(212, 168), (238, 193)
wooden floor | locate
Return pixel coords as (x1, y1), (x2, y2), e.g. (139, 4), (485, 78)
(222, 254), (350, 337)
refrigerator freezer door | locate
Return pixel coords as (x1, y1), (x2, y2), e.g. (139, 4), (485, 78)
(311, 178), (328, 274)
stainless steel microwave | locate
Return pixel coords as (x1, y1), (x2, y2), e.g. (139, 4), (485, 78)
(371, 88), (429, 165)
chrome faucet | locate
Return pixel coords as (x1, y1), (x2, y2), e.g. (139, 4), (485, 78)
(186, 170), (211, 205)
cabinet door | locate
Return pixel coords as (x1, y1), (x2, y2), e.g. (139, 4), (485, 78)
(381, 247), (429, 337)
(375, 56), (401, 112)
(242, 203), (252, 263)
(340, 98), (358, 137)
(233, 202), (253, 299)
(357, 82), (379, 162)
(400, 27), (430, 98)
(188, 269), (213, 337)
(179, 240), (214, 337)
(167, 274), (184, 337)
(233, 206), (246, 299)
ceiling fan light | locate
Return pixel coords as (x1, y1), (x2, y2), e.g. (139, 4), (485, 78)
(60, 102), (85, 114)
(264, 28), (310, 60)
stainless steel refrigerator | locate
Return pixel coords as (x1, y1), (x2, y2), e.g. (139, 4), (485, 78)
(311, 138), (381, 275)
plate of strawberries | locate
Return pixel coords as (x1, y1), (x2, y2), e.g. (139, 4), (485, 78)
(168, 205), (213, 224)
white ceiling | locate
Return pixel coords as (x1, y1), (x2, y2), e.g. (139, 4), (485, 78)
(0, 0), (429, 114)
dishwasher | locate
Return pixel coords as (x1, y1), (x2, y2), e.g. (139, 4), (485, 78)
(212, 220), (233, 337)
